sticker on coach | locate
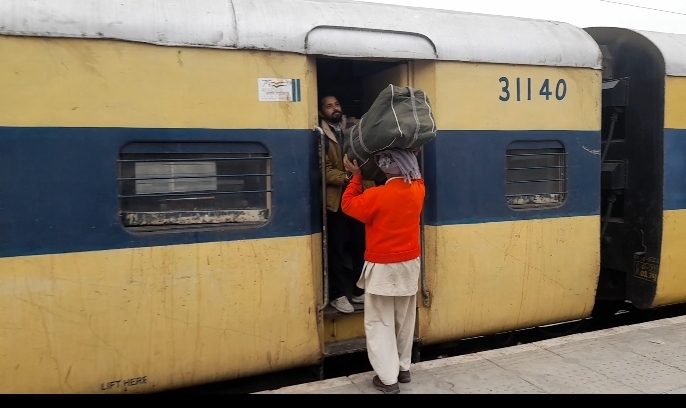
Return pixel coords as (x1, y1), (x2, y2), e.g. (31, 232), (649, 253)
(258, 78), (302, 102)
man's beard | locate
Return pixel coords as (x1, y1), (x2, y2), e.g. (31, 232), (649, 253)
(328, 112), (342, 124)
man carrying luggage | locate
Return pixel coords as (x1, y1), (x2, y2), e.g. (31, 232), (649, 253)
(341, 149), (425, 394)
(319, 96), (374, 313)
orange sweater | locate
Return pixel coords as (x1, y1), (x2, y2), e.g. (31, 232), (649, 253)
(341, 173), (425, 264)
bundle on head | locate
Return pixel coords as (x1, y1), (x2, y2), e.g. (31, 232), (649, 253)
(343, 84), (437, 182)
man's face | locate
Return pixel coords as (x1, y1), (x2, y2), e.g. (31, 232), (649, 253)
(320, 97), (343, 124)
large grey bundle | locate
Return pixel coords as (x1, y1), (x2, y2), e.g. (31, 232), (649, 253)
(343, 85), (437, 181)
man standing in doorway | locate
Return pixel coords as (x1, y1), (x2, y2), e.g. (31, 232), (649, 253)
(319, 96), (374, 313)
(342, 149), (425, 394)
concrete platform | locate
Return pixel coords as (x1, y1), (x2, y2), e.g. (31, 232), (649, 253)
(257, 315), (686, 394)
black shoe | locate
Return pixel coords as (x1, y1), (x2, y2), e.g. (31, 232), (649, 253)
(373, 376), (400, 394)
(398, 370), (411, 383)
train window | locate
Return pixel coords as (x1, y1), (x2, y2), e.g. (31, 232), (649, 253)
(118, 142), (271, 229)
(506, 141), (567, 209)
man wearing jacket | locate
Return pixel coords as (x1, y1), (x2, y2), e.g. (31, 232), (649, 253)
(319, 95), (374, 313)
(342, 149), (425, 394)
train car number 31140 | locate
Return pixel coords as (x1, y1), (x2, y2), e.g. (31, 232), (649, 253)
(499, 77), (567, 102)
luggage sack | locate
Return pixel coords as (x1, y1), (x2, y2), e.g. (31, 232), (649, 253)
(343, 84), (437, 181)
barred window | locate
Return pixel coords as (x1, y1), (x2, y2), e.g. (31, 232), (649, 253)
(118, 142), (271, 228)
(506, 141), (567, 209)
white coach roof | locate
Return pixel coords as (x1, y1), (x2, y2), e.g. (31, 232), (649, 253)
(0, 0), (603, 69)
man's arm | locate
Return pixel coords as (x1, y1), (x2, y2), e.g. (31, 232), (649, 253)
(341, 154), (375, 223)
(325, 156), (349, 186)
(317, 138), (350, 186)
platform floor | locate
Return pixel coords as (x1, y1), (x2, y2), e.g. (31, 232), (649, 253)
(257, 315), (686, 394)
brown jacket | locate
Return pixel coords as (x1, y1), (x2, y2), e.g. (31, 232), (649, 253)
(319, 116), (375, 212)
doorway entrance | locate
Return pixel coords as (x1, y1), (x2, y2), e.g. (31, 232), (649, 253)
(316, 57), (412, 356)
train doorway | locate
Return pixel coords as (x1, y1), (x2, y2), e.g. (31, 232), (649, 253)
(314, 57), (417, 357)
(316, 58), (410, 119)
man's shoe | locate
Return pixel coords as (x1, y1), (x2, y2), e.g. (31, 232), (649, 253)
(372, 376), (400, 394)
(330, 296), (354, 313)
(398, 370), (411, 383)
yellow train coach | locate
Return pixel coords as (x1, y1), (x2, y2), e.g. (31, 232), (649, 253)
(0, 0), (604, 393)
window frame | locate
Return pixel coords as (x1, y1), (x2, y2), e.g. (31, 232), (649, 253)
(117, 142), (272, 232)
(505, 140), (568, 211)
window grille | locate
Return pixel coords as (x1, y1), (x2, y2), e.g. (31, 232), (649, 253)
(506, 141), (567, 209)
(118, 142), (271, 228)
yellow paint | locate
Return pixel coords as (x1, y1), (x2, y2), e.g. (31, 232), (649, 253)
(324, 314), (366, 344)
(0, 35), (602, 132)
(415, 61), (601, 131)
(413, 60), (436, 109)
(310, 233), (325, 351)
(653, 210), (686, 307)
(306, 57), (320, 130)
(0, 235), (321, 394)
(653, 77), (686, 307)
(665, 76), (686, 130)
(419, 216), (600, 345)
(0, 36), (311, 129)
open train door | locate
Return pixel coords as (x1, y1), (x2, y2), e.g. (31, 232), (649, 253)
(304, 26), (437, 375)
(314, 60), (416, 360)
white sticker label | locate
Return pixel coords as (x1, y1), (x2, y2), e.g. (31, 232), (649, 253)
(258, 78), (301, 102)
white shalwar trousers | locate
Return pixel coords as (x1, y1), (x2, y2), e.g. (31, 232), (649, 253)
(364, 292), (417, 386)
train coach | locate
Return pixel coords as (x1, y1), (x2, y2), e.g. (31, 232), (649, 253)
(0, 0), (668, 394)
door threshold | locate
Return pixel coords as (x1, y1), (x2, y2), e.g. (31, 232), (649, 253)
(323, 303), (364, 318)
(324, 338), (367, 357)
